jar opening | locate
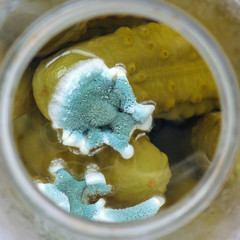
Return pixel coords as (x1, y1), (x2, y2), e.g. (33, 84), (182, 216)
(0, 0), (239, 239)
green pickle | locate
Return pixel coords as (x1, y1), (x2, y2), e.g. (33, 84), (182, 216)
(13, 17), (220, 215)
(33, 22), (219, 120)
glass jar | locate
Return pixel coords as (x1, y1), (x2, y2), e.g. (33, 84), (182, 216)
(0, 0), (240, 239)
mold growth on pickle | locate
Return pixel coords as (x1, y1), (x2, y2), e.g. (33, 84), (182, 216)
(48, 58), (155, 159)
(37, 163), (165, 222)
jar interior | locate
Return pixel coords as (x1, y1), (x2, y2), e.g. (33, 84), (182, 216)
(12, 14), (221, 223)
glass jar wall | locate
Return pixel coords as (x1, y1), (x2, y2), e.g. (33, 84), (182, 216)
(0, 0), (240, 240)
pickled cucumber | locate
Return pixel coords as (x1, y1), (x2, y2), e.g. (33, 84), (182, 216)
(33, 22), (219, 121)
(192, 112), (221, 160)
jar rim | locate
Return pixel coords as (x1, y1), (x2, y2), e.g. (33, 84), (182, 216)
(0, 0), (239, 239)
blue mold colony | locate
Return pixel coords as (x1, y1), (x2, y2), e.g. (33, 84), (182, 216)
(48, 58), (155, 159)
(38, 168), (164, 222)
